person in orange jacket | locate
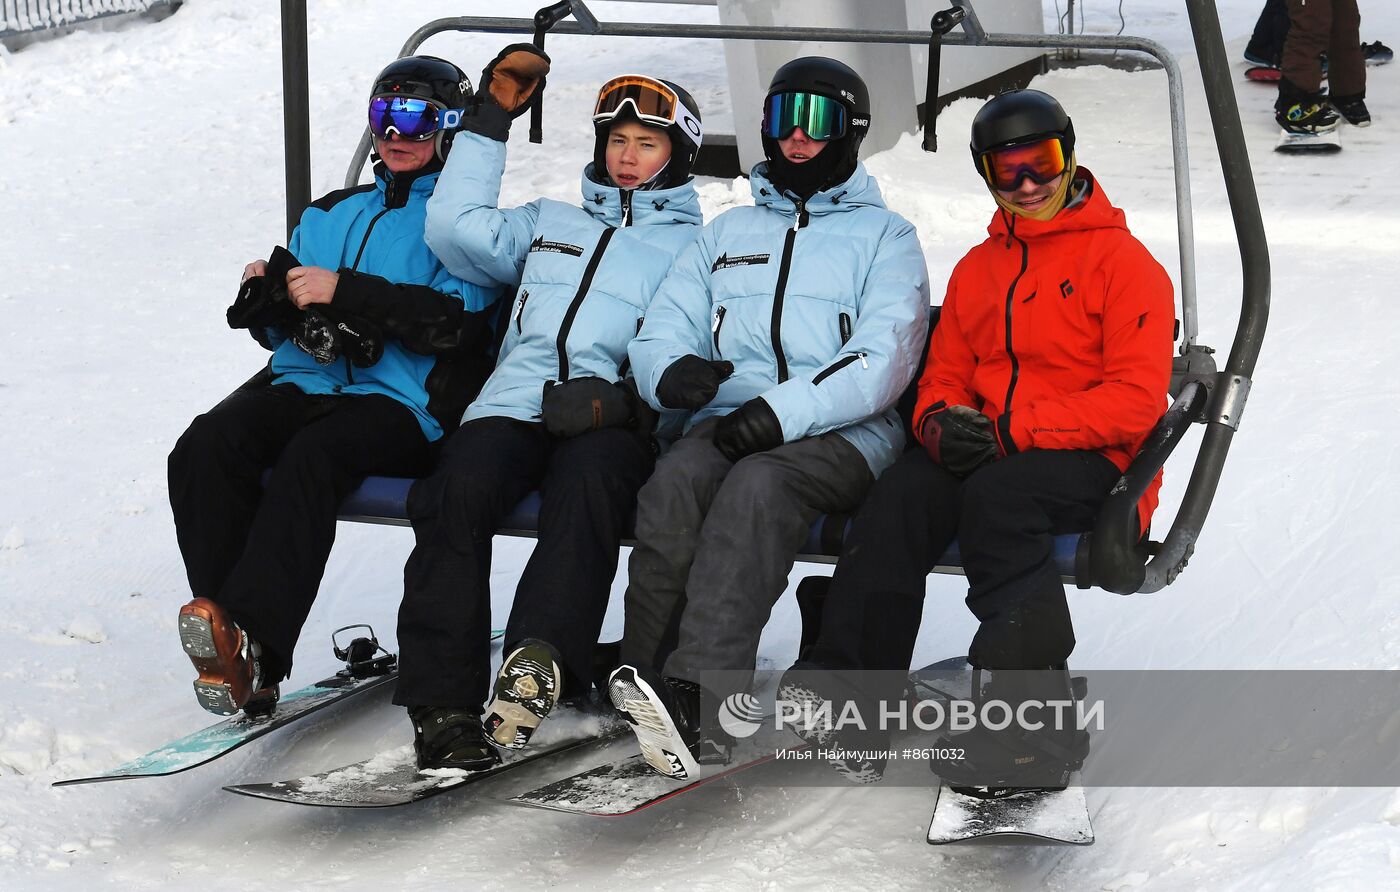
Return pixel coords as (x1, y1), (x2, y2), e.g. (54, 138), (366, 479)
(779, 89), (1175, 791)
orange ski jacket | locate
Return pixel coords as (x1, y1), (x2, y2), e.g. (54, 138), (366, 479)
(913, 169), (1175, 530)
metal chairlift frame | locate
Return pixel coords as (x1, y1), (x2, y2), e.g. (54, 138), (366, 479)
(275, 0), (1268, 596)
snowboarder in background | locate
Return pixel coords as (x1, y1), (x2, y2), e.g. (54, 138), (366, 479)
(169, 56), (500, 717)
(1245, 0), (1291, 68)
(607, 57), (931, 781)
(397, 46), (706, 771)
(780, 89), (1174, 790)
(1276, 0), (1369, 131)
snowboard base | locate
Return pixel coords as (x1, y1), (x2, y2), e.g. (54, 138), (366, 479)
(506, 727), (798, 817)
(927, 780), (1093, 846)
(225, 707), (626, 808)
(1276, 127), (1341, 154)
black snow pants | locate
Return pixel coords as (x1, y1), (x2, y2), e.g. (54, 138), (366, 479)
(804, 447), (1119, 695)
(393, 416), (654, 711)
(168, 382), (437, 682)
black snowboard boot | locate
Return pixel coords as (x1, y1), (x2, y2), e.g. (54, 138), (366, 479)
(484, 639), (563, 750)
(1331, 93), (1371, 127)
(608, 665), (732, 779)
(778, 663), (890, 784)
(409, 706), (502, 772)
(929, 668), (1089, 797)
(1276, 78), (1340, 134)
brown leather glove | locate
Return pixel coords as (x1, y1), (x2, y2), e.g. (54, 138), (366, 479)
(483, 44), (550, 114)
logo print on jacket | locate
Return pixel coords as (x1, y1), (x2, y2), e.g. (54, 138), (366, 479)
(1059, 279), (1075, 299)
(711, 252), (771, 273)
(529, 236), (585, 257)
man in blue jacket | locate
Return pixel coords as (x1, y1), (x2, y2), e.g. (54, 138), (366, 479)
(398, 47), (705, 771)
(607, 58), (931, 780)
(169, 57), (500, 718)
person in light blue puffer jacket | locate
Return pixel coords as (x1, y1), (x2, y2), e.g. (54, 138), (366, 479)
(607, 58), (931, 782)
(395, 46), (705, 772)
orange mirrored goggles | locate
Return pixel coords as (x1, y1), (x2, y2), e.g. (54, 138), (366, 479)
(977, 137), (1069, 190)
(593, 75), (702, 149)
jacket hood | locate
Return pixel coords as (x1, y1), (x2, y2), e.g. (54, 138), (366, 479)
(749, 161), (887, 217)
(985, 168), (1127, 241)
(579, 164), (704, 227)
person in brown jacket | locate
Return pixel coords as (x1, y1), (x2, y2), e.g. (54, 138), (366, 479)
(779, 90), (1175, 793)
(1276, 0), (1369, 131)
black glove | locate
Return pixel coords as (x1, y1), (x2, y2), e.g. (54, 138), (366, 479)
(541, 377), (636, 438)
(713, 398), (784, 462)
(920, 405), (1002, 477)
(462, 44), (551, 142)
(656, 355), (734, 410)
(292, 308), (341, 365)
(227, 245), (302, 333)
(623, 378), (660, 439)
(324, 309), (385, 368)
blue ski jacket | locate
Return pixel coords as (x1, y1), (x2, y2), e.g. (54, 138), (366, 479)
(630, 162), (930, 476)
(425, 131), (703, 428)
(264, 166), (501, 441)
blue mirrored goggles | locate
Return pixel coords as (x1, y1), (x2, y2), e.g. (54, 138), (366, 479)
(761, 91), (848, 141)
(368, 96), (464, 141)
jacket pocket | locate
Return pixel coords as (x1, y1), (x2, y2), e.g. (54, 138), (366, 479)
(839, 311), (853, 345)
(514, 290), (530, 334)
(712, 305), (727, 357)
(812, 351), (867, 385)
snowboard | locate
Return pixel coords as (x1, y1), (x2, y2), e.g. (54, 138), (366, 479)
(1276, 127), (1341, 154)
(927, 780), (1093, 845)
(505, 724), (801, 817)
(1246, 40), (1389, 83)
(1244, 65), (1281, 83)
(224, 706), (628, 808)
(53, 629), (503, 787)
(508, 658), (972, 817)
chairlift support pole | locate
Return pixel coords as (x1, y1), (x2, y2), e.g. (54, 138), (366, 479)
(279, 0), (311, 242)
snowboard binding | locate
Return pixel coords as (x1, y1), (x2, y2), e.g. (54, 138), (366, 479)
(331, 624), (398, 679)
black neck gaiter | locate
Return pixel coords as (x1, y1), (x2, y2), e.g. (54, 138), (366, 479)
(763, 136), (855, 201)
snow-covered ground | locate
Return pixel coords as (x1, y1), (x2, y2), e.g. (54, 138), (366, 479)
(3, 0), (1399, 888)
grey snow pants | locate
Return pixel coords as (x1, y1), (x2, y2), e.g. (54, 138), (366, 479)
(620, 417), (875, 693)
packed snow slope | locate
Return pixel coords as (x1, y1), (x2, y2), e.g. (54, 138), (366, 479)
(2, 1), (1399, 888)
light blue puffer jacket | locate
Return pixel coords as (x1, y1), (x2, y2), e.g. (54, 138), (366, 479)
(630, 162), (930, 476)
(425, 131), (703, 426)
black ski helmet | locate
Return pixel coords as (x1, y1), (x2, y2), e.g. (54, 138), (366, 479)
(592, 76), (703, 191)
(370, 55), (473, 162)
(761, 56), (871, 195)
(968, 89), (1075, 177)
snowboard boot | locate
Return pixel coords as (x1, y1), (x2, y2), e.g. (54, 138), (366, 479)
(608, 665), (732, 780)
(409, 706), (502, 772)
(1276, 78), (1340, 134)
(483, 638), (563, 750)
(177, 597), (268, 716)
(1362, 41), (1393, 66)
(1277, 99), (1339, 134)
(928, 667), (1089, 797)
(1331, 93), (1371, 127)
(779, 664), (892, 784)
